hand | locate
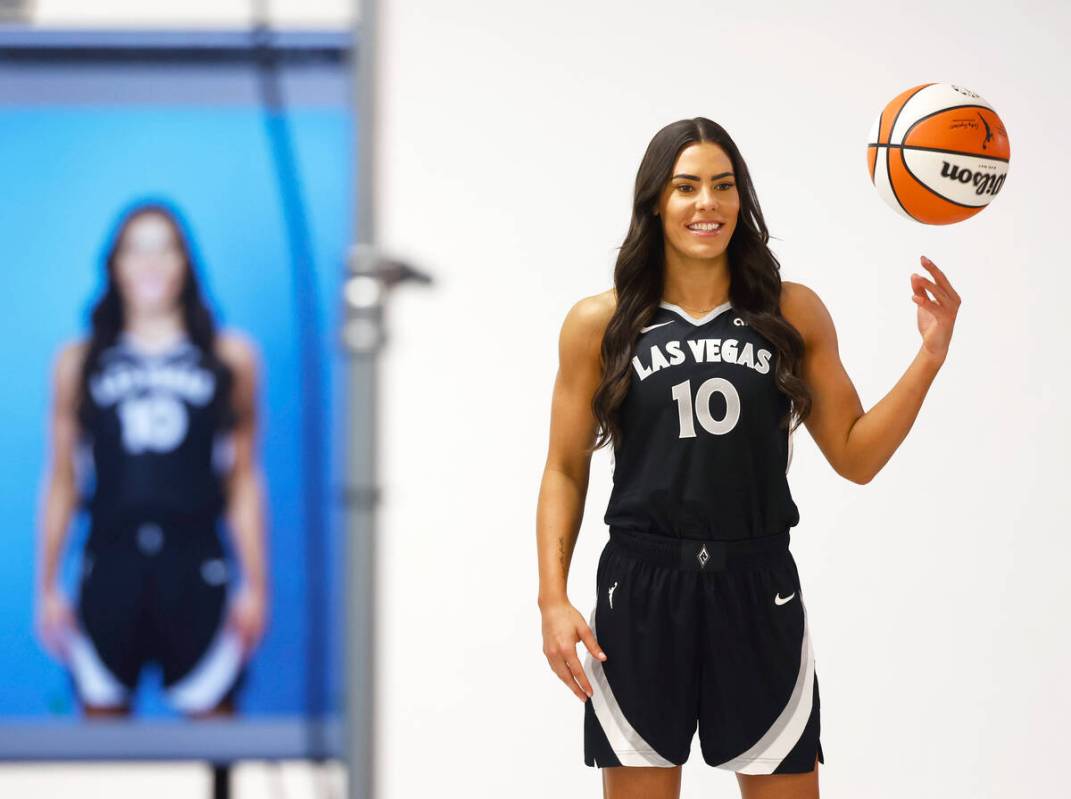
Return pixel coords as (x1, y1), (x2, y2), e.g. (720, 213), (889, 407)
(910, 255), (961, 363)
(225, 584), (268, 660)
(35, 586), (76, 661)
(540, 599), (606, 703)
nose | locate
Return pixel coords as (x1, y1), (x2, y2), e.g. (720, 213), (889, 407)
(695, 185), (719, 210)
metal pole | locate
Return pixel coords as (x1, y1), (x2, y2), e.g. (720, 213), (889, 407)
(346, 2), (379, 798)
(346, 7), (432, 799)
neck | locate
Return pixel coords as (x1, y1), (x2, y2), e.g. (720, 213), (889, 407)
(123, 307), (186, 347)
(661, 247), (731, 311)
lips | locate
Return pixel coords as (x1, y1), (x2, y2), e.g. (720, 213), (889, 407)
(686, 221), (724, 237)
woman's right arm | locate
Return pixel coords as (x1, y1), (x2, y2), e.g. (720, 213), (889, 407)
(536, 293), (613, 703)
(35, 341), (86, 660)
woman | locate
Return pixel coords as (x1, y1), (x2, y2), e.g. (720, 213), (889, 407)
(35, 199), (269, 717)
(536, 118), (958, 798)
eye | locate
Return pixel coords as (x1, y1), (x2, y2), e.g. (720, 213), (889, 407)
(717, 182), (735, 190)
(675, 184), (693, 192)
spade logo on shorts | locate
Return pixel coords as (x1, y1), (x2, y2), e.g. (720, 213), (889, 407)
(201, 558), (229, 586)
(774, 591), (796, 606)
(608, 580), (619, 609)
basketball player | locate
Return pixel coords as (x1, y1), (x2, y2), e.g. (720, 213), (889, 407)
(35, 200), (269, 717)
(536, 118), (959, 798)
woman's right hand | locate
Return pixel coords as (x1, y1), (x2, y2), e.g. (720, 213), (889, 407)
(541, 599), (607, 703)
(35, 587), (76, 661)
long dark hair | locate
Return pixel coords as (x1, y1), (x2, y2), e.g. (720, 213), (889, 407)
(76, 199), (234, 429)
(591, 118), (812, 451)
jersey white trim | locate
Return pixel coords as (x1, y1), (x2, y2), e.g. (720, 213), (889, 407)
(658, 299), (733, 326)
(786, 419), (795, 474)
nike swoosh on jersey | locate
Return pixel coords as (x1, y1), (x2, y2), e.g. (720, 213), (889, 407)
(774, 592), (796, 605)
(640, 320), (674, 334)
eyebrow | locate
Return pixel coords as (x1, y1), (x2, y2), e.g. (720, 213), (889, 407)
(672, 172), (734, 181)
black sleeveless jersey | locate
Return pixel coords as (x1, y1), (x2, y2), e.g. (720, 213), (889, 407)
(602, 299), (800, 541)
(78, 334), (234, 525)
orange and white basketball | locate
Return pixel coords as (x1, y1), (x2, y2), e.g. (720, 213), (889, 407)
(867, 82), (1010, 224)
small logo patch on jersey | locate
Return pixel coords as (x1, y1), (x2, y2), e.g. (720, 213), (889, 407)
(640, 320), (674, 334)
(608, 580), (619, 608)
(733, 316), (747, 326)
(697, 544), (710, 568)
(774, 592), (796, 605)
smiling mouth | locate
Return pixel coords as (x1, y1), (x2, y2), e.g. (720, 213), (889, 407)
(686, 222), (724, 236)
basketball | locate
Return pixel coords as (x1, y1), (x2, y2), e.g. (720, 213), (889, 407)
(867, 82), (1010, 224)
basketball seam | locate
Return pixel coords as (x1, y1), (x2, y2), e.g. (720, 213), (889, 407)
(885, 141), (917, 221)
(866, 142), (1008, 164)
(884, 83), (933, 222)
(887, 82), (933, 145)
(900, 104), (1003, 153)
(869, 110), (884, 182)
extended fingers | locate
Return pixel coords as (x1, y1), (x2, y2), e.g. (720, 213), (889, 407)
(919, 256), (961, 304)
(548, 655), (589, 701)
(911, 273), (952, 306)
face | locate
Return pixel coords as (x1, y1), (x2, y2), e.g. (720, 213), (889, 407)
(656, 141), (740, 262)
(113, 213), (186, 315)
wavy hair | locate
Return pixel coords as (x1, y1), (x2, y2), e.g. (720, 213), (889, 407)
(76, 199), (235, 429)
(591, 118), (812, 451)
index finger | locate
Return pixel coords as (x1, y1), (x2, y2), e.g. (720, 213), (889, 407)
(920, 256), (960, 301)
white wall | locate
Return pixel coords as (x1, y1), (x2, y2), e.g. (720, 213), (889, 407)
(375, 1), (1071, 797)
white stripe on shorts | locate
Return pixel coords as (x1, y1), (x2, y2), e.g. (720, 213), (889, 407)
(66, 625), (130, 708)
(713, 599), (816, 774)
(584, 608), (676, 767)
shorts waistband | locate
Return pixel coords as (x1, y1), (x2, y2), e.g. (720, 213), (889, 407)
(87, 510), (221, 550)
(608, 526), (791, 572)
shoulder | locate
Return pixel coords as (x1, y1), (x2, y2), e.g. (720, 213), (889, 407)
(559, 288), (616, 354)
(214, 329), (261, 377)
(779, 280), (835, 347)
(556, 287), (616, 370)
(53, 338), (89, 383)
(50, 338), (89, 404)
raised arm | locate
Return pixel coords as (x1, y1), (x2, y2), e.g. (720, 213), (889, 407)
(781, 258), (958, 484)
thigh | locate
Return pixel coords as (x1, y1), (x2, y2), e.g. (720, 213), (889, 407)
(603, 764), (682, 799)
(75, 546), (148, 699)
(698, 551), (824, 775)
(583, 542), (700, 768)
(151, 536), (229, 677)
(736, 754), (819, 799)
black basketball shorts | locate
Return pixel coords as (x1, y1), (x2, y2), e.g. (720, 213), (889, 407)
(67, 515), (246, 713)
(582, 526), (824, 774)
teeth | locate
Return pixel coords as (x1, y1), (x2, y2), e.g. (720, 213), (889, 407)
(688, 223), (722, 231)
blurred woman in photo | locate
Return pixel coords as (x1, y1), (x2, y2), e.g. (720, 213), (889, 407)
(35, 199), (270, 717)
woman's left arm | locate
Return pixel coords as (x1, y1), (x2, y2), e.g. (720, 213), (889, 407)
(217, 331), (270, 655)
(782, 256), (961, 484)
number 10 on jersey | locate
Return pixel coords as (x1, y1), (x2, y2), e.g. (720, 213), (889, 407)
(671, 377), (741, 437)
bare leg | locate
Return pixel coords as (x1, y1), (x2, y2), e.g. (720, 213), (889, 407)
(188, 695), (236, 720)
(736, 754), (820, 799)
(602, 765), (682, 799)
